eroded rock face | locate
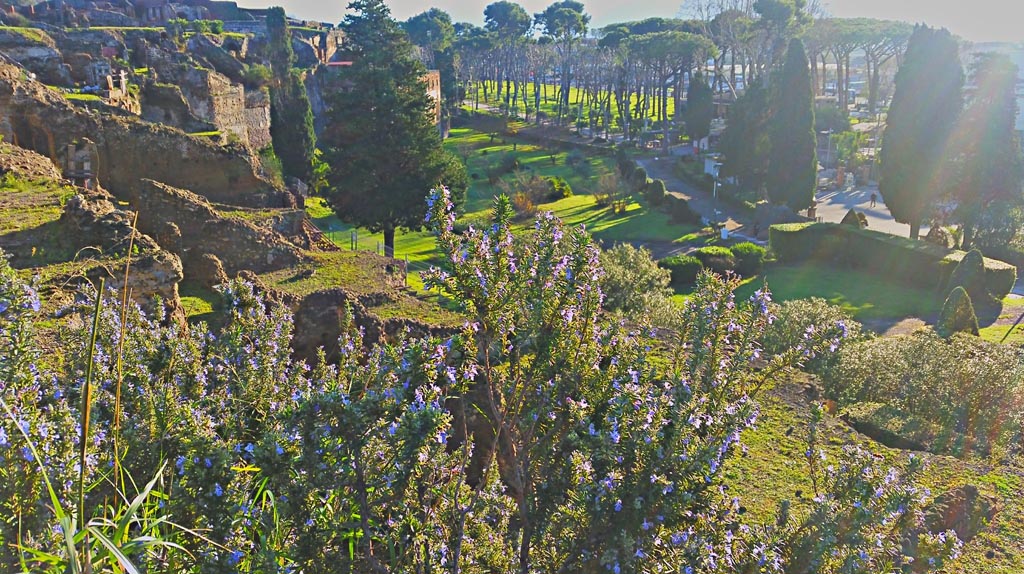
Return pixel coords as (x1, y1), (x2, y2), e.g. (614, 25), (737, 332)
(61, 189), (184, 321)
(188, 252), (229, 288)
(0, 29), (72, 86)
(0, 142), (63, 180)
(0, 63), (280, 206)
(124, 179), (304, 277)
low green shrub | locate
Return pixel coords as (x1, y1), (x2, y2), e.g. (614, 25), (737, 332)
(659, 254), (703, 286)
(498, 152), (520, 173)
(936, 286), (979, 338)
(644, 178), (666, 206)
(600, 243), (675, 326)
(925, 225), (953, 248)
(729, 241), (766, 276)
(693, 246), (735, 274)
(663, 195), (701, 225)
(615, 148), (636, 177)
(762, 297), (864, 377)
(546, 176), (573, 201)
(631, 166), (648, 191)
(825, 331), (1024, 456)
(840, 209), (867, 228)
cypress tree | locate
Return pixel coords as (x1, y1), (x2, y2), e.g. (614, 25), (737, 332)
(684, 71), (714, 150)
(955, 53), (1024, 249)
(879, 26), (963, 239)
(267, 6), (317, 181)
(766, 38), (817, 212)
(719, 79), (770, 192)
(321, 0), (467, 257)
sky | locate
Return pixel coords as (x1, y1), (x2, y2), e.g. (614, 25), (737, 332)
(239, 0), (1024, 44)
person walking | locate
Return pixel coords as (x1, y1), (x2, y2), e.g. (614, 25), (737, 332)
(869, 192), (877, 208)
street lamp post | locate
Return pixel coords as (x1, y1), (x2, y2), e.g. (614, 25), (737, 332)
(823, 128), (833, 167)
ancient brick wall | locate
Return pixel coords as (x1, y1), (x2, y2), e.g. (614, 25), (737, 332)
(243, 88), (271, 150)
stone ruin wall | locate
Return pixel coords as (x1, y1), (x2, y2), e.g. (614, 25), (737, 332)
(243, 88), (271, 150)
(179, 68), (270, 150)
(0, 63), (281, 206)
(125, 179), (303, 278)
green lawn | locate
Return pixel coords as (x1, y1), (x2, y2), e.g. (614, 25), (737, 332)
(732, 263), (942, 323)
(728, 377), (1024, 574)
(65, 93), (103, 102)
(467, 80), (678, 129)
(307, 123), (701, 288)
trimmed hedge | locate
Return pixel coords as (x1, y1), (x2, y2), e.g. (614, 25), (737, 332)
(730, 241), (766, 275)
(769, 222), (1017, 298)
(947, 249), (988, 304)
(694, 246), (735, 274)
(659, 255), (703, 286)
(936, 286), (979, 338)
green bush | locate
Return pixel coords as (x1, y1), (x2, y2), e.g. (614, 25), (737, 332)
(729, 242), (766, 275)
(498, 152), (520, 174)
(242, 64), (272, 88)
(762, 297), (864, 376)
(644, 179), (667, 205)
(826, 331), (1023, 456)
(936, 286), (980, 338)
(925, 225), (953, 248)
(840, 209), (867, 228)
(663, 195), (702, 225)
(768, 222), (1017, 297)
(659, 254), (703, 287)
(694, 246), (735, 274)
(615, 148), (636, 177)
(946, 249), (988, 304)
(599, 243), (675, 326)
(631, 166), (648, 192)
(546, 176), (573, 201)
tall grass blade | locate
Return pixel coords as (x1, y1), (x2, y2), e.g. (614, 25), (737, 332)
(78, 278), (104, 572)
(86, 529), (141, 574)
(114, 212), (139, 489)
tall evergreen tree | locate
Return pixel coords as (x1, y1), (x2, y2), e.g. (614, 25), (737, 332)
(266, 7), (317, 181)
(684, 71), (714, 150)
(403, 8), (457, 134)
(321, 0), (467, 257)
(879, 25), (963, 239)
(766, 38), (816, 211)
(954, 53), (1024, 249)
(719, 79), (771, 193)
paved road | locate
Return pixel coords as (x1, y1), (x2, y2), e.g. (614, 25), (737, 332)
(813, 182), (925, 238)
(635, 156), (756, 237)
